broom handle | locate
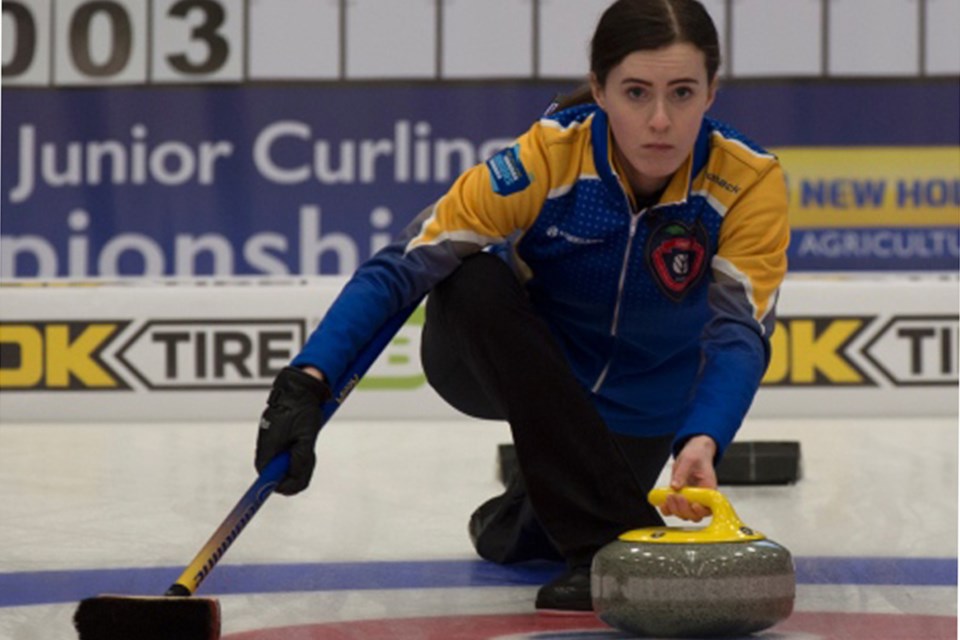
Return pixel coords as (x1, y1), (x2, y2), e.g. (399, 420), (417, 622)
(166, 298), (424, 596)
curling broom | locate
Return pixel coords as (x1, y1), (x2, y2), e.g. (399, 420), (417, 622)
(73, 299), (423, 640)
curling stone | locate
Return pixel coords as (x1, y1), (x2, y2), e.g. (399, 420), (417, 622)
(591, 487), (795, 638)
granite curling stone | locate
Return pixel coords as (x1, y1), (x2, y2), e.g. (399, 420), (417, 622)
(591, 487), (795, 638)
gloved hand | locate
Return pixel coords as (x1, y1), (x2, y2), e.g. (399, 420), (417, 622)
(255, 366), (332, 495)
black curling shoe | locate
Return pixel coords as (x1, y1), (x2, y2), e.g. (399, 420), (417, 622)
(535, 565), (593, 613)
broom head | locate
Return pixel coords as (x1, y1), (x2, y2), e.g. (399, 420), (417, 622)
(74, 594), (221, 640)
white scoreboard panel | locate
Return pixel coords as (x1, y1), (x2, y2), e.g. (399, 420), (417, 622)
(3, 0), (959, 86)
(2, 0), (325, 86)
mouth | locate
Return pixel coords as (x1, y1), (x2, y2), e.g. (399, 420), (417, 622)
(643, 143), (674, 152)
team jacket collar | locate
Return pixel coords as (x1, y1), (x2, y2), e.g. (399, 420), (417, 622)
(591, 108), (712, 210)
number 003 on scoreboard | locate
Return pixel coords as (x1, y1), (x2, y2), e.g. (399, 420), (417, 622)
(3, 0), (247, 85)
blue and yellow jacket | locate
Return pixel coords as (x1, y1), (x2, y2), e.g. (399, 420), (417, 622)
(293, 103), (789, 458)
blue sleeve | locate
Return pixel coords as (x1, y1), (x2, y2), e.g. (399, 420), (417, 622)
(672, 158), (789, 460)
(671, 279), (774, 460)
(290, 218), (463, 385)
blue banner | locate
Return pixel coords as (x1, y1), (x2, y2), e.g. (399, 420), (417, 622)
(2, 81), (957, 278)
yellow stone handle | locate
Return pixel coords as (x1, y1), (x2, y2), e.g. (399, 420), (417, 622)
(619, 487), (765, 544)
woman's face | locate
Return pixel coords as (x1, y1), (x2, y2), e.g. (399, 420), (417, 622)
(591, 42), (716, 197)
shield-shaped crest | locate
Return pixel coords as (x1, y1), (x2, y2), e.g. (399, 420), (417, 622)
(646, 220), (709, 301)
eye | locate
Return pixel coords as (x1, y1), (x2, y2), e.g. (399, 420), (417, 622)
(673, 86), (695, 100)
(626, 86), (648, 100)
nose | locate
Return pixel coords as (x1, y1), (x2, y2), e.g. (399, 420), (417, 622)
(649, 99), (670, 131)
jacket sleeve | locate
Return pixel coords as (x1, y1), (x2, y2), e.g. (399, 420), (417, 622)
(672, 161), (790, 459)
(290, 124), (554, 385)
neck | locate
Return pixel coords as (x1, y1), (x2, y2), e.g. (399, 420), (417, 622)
(612, 144), (670, 200)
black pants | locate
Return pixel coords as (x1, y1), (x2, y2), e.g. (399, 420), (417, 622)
(420, 253), (672, 567)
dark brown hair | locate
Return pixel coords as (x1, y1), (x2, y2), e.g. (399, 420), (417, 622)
(592, 0), (721, 85)
(554, 0), (721, 111)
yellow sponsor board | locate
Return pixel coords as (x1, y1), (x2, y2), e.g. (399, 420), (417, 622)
(763, 314), (958, 387)
(763, 316), (871, 386)
(0, 321), (128, 389)
(2, 313), (956, 392)
(775, 147), (960, 229)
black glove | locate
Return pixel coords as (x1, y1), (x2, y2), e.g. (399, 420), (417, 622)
(255, 366), (332, 495)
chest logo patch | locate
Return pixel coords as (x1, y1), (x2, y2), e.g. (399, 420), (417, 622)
(646, 219), (709, 301)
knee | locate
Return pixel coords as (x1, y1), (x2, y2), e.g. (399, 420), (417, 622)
(433, 253), (522, 320)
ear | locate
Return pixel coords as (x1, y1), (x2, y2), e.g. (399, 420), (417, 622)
(704, 77), (718, 111)
(589, 73), (606, 109)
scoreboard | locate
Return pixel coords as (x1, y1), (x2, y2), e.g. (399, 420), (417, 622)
(3, 0), (345, 85)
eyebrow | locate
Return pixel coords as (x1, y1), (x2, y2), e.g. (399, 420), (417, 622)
(621, 77), (701, 86)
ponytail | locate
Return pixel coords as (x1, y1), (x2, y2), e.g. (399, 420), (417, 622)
(543, 84), (596, 116)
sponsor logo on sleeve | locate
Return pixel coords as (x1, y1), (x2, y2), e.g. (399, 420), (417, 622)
(486, 144), (532, 196)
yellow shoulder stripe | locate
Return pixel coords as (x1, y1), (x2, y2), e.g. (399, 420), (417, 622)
(714, 161), (790, 325)
(407, 115), (597, 252)
(692, 131), (778, 216)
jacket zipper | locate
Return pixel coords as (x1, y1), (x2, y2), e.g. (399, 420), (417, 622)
(591, 209), (641, 393)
